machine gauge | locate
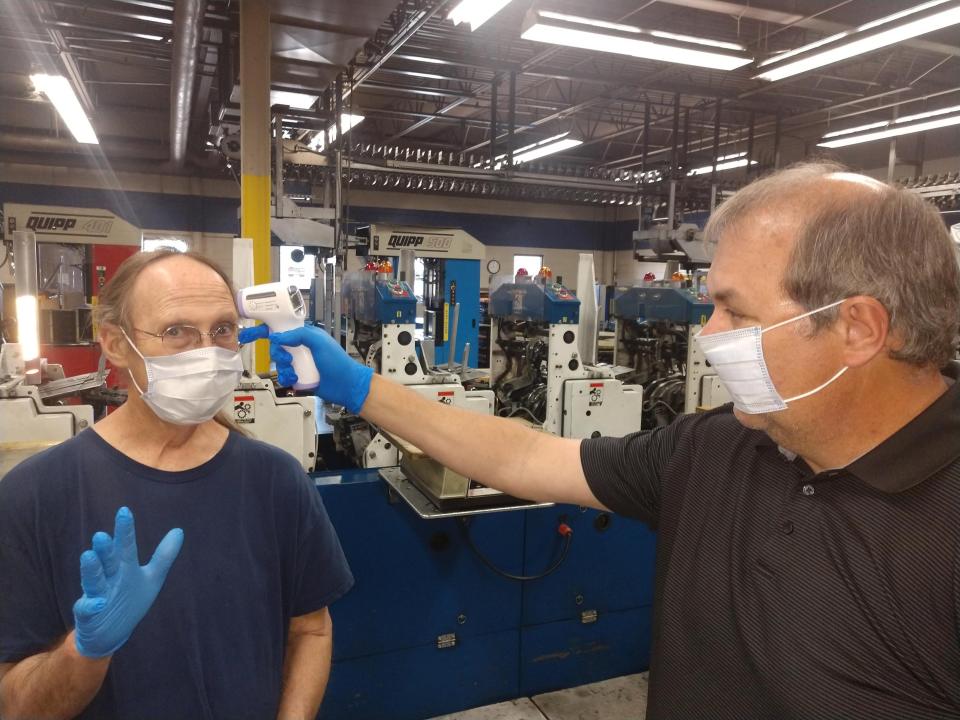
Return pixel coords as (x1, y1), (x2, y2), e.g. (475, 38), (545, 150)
(486, 259), (501, 274)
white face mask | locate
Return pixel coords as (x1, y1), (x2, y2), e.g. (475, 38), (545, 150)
(695, 300), (848, 415)
(121, 328), (243, 425)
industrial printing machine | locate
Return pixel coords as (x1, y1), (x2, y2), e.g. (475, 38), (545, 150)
(284, 246), (657, 720)
(611, 281), (731, 427)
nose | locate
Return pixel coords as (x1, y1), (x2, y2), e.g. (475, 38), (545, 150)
(700, 311), (726, 337)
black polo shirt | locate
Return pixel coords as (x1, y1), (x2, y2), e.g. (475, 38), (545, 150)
(581, 367), (960, 720)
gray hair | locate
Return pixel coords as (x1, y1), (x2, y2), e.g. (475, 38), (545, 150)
(705, 161), (960, 368)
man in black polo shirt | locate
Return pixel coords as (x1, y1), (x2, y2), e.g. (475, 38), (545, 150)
(247, 161), (960, 719)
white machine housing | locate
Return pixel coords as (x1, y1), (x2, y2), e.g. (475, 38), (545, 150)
(364, 224), (485, 260)
(224, 377), (319, 472)
(540, 323), (644, 438)
(0, 382), (94, 443)
(683, 323), (731, 412)
(344, 321), (495, 469)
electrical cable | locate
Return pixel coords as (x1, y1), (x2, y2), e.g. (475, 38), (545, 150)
(497, 406), (541, 424)
(459, 517), (573, 582)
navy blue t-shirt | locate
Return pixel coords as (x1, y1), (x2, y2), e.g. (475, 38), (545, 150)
(0, 428), (353, 720)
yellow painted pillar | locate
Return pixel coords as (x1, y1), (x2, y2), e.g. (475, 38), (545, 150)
(240, 0), (272, 373)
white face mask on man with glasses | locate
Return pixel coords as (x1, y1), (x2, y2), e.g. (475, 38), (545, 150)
(121, 322), (243, 425)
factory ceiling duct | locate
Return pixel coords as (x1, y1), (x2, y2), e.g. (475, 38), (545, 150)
(169, 0), (205, 167)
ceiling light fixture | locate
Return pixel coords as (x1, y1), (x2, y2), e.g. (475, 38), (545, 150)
(511, 132), (583, 164)
(687, 152), (758, 175)
(309, 113), (365, 152)
(30, 74), (99, 144)
(473, 132), (583, 168)
(755, 0), (960, 82)
(270, 90), (318, 110)
(448, 0), (514, 31)
(520, 9), (753, 71)
(817, 106), (960, 148)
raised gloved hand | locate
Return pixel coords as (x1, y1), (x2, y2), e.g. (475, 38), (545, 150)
(239, 324), (373, 414)
(73, 507), (184, 659)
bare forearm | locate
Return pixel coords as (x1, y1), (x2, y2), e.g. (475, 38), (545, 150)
(361, 375), (601, 507)
(277, 632), (333, 720)
(0, 631), (110, 720)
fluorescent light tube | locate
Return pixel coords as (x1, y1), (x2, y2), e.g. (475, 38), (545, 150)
(688, 154), (757, 175)
(309, 113), (365, 151)
(818, 111), (960, 148)
(270, 90), (318, 110)
(823, 120), (890, 139)
(30, 74), (98, 144)
(512, 136), (582, 164)
(448, 0), (514, 31)
(896, 103), (960, 124)
(15, 295), (39, 362)
(473, 132), (581, 167)
(521, 9), (753, 71)
(756, 0), (960, 81)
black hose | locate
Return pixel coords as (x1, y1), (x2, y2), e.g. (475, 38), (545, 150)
(459, 517), (572, 582)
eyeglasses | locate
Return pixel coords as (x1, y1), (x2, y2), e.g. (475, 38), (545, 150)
(133, 322), (239, 351)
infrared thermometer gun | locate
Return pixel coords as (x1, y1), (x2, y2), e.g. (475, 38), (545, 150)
(237, 282), (320, 391)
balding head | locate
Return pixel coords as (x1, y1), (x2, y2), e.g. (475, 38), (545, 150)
(126, 253), (236, 334)
(705, 161), (960, 368)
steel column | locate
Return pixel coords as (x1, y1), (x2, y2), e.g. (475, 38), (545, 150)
(507, 71), (517, 167)
(240, 0), (272, 373)
(490, 74), (499, 165)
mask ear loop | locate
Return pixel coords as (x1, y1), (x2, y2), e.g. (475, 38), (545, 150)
(119, 327), (148, 396)
(763, 299), (849, 405)
(762, 298), (847, 334)
(783, 366), (849, 403)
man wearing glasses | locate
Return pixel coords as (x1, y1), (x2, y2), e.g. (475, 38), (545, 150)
(0, 251), (353, 720)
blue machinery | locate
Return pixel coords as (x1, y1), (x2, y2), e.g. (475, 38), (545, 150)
(611, 283), (729, 424)
(358, 224), (484, 368)
(487, 275), (643, 439)
(306, 274), (656, 719)
(314, 469), (657, 720)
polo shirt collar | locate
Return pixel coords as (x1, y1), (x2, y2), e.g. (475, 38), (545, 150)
(752, 362), (960, 492)
(847, 362), (960, 493)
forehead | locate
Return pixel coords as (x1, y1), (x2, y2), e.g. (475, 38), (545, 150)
(129, 256), (236, 326)
(708, 208), (799, 304)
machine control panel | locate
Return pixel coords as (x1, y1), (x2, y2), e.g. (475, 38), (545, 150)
(373, 279), (416, 324)
(385, 280), (410, 298)
(343, 271), (417, 325)
(548, 283), (573, 300)
(489, 280), (580, 324)
(613, 286), (713, 324)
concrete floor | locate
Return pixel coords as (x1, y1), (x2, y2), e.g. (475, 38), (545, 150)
(428, 672), (649, 720)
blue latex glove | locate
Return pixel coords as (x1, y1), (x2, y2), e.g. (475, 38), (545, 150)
(73, 507), (184, 659)
(239, 324), (373, 414)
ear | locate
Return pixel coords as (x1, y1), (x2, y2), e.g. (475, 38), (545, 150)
(837, 296), (890, 368)
(99, 322), (134, 370)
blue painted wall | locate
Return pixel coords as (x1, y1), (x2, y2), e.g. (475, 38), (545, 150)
(0, 183), (638, 251)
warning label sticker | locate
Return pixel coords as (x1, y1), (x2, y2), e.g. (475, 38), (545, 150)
(589, 383), (604, 407)
(233, 395), (255, 424)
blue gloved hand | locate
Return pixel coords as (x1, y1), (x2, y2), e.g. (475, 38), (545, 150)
(73, 506), (184, 659)
(240, 324), (373, 414)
